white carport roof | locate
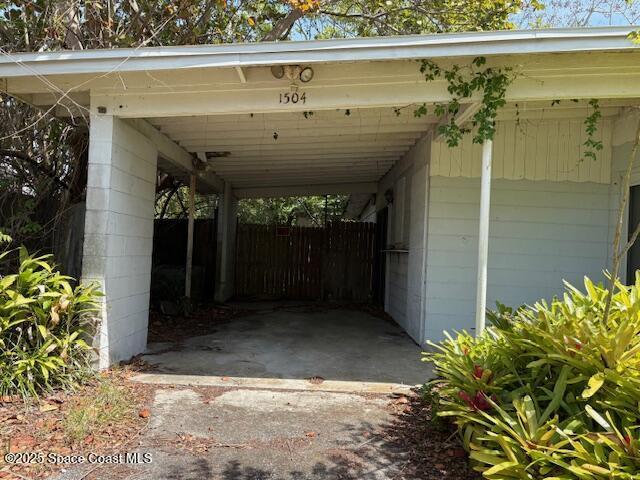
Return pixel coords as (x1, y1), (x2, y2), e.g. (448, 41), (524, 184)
(1, 26), (639, 196)
(0, 26), (637, 77)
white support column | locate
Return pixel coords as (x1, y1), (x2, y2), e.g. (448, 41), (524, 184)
(82, 114), (158, 368)
(185, 174), (196, 298)
(475, 139), (493, 335)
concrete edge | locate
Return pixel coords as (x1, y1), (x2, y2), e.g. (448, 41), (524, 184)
(131, 373), (418, 394)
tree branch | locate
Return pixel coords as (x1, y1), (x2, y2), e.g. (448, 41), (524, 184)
(0, 149), (69, 190)
(263, 8), (304, 41)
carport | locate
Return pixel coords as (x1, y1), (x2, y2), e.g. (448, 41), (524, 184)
(2, 26), (639, 373)
(1, 34), (444, 369)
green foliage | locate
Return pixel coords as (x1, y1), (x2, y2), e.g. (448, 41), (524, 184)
(584, 99), (604, 162)
(424, 276), (640, 479)
(415, 57), (513, 146)
(237, 195), (348, 226)
(0, 247), (101, 397)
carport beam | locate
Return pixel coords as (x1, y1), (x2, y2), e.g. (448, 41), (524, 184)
(475, 139), (493, 336)
(185, 173), (196, 298)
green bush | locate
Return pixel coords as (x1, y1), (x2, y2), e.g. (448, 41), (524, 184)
(424, 276), (640, 479)
(0, 245), (101, 397)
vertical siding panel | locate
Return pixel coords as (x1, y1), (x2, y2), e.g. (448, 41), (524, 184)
(503, 120), (516, 180)
(557, 119), (570, 182)
(429, 141), (438, 176)
(547, 120), (559, 182)
(471, 140), (482, 178)
(450, 141), (462, 177)
(524, 121), (538, 180)
(535, 121), (548, 181)
(493, 123), (505, 179)
(568, 119), (581, 182)
(429, 116), (612, 185)
(437, 140), (450, 177)
(576, 117), (592, 182)
(601, 118), (612, 183)
(461, 134), (473, 177)
(514, 120), (526, 179)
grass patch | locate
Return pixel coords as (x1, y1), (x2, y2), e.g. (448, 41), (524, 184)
(62, 377), (133, 443)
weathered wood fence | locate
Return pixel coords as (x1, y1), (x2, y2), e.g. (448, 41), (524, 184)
(235, 222), (375, 301)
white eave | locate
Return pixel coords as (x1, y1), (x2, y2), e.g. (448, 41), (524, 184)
(0, 26), (638, 78)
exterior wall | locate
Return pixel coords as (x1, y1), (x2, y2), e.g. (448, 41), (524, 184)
(376, 115), (618, 346)
(376, 134), (430, 343)
(82, 115), (157, 368)
(424, 177), (611, 341)
(430, 118), (612, 183)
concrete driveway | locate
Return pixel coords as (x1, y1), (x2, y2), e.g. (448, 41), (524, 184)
(129, 386), (412, 479)
(138, 304), (429, 390)
(53, 307), (463, 480)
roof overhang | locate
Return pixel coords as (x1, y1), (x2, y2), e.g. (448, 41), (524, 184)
(2, 27), (640, 196)
(0, 26), (638, 78)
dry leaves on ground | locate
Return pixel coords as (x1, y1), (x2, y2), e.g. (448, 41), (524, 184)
(0, 367), (153, 480)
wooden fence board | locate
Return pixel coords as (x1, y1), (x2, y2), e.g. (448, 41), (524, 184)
(235, 222), (375, 301)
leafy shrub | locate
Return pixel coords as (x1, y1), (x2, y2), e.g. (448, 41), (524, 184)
(0, 244), (101, 397)
(424, 276), (640, 479)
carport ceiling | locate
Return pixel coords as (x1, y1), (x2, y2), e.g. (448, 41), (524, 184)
(147, 107), (436, 189)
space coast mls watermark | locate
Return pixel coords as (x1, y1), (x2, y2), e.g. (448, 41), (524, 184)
(4, 452), (153, 465)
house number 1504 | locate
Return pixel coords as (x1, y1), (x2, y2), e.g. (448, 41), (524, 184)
(279, 92), (306, 104)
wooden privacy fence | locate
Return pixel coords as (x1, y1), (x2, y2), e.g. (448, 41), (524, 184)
(235, 222), (376, 301)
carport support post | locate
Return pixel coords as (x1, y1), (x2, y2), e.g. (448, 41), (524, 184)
(475, 139), (493, 336)
(185, 173), (196, 298)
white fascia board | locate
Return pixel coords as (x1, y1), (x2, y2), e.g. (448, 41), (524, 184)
(0, 26), (637, 77)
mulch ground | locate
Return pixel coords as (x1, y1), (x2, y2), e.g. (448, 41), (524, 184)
(0, 368), (154, 480)
(381, 393), (481, 479)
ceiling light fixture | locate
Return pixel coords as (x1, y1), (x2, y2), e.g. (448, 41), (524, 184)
(299, 67), (314, 83)
(270, 65), (285, 79)
(270, 64), (314, 83)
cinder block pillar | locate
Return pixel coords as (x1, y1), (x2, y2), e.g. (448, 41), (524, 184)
(215, 181), (237, 302)
(82, 114), (158, 368)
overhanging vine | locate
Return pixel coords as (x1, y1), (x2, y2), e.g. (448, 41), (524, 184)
(407, 56), (603, 162)
(413, 56), (513, 147)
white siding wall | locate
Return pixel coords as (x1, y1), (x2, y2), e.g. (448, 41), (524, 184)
(377, 134), (430, 342)
(387, 254), (409, 323)
(424, 176), (611, 341)
(430, 118), (612, 184)
(82, 116), (158, 368)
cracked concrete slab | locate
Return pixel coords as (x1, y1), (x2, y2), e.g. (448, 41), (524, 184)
(72, 386), (414, 480)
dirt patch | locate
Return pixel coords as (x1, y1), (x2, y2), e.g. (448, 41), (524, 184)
(0, 367), (154, 480)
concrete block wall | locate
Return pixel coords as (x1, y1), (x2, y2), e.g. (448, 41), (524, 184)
(82, 115), (158, 368)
